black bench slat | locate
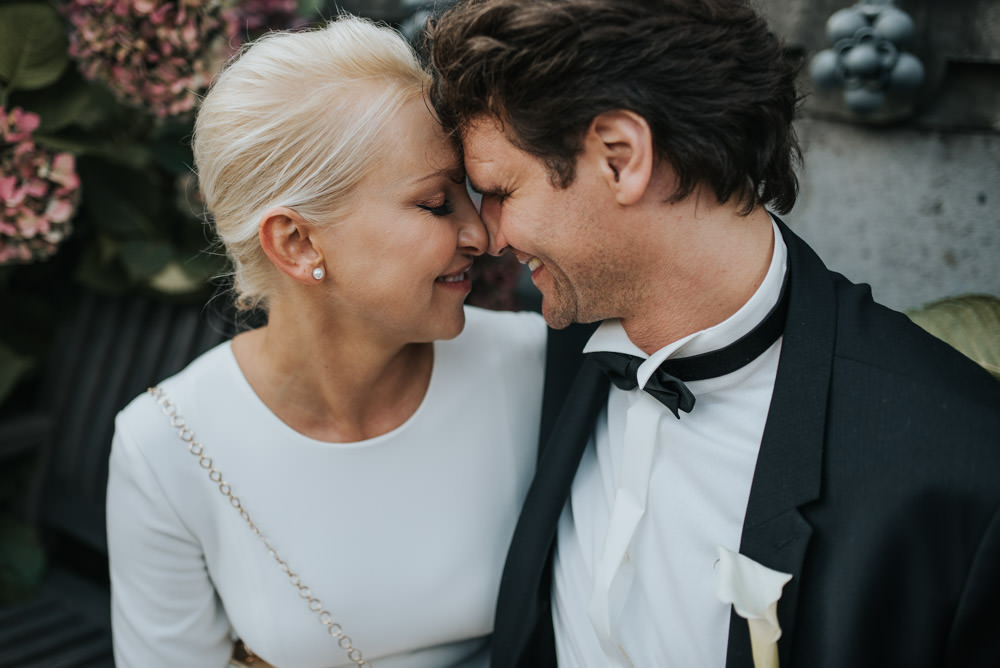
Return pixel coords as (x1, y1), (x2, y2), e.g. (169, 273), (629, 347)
(0, 604), (70, 644)
(1, 289), (238, 667)
(16, 635), (114, 668)
(0, 609), (97, 663)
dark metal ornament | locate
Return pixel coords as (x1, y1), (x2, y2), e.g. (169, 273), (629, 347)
(810, 0), (925, 116)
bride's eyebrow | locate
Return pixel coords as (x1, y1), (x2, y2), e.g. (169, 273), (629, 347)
(409, 168), (452, 185)
(409, 163), (465, 186)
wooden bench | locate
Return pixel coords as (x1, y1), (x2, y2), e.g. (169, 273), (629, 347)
(0, 289), (240, 667)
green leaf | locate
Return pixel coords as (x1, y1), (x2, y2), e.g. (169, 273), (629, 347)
(87, 195), (159, 238)
(151, 123), (196, 175)
(0, 4), (69, 92)
(148, 260), (205, 295)
(0, 516), (46, 604)
(119, 240), (173, 280)
(0, 341), (34, 408)
(0, 282), (61, 361)
(33, 133), (151, 169)
(179, 247), (228, 282)
(907, 294), (1000, 380)
(74, 241), (130, 294)
(10, 72), (117, 133)
(76, 159), (163, 238)
(297, 0), (326, 17)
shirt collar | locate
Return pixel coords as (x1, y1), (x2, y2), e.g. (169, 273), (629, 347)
(583, 217), (788, 389)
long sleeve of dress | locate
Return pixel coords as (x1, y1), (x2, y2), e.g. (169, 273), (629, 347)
(106, 421), (233, 668)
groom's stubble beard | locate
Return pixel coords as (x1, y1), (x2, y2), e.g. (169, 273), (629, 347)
(538, 238), (643, 331)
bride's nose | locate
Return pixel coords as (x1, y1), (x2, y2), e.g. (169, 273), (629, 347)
(457, 207), (487, 256)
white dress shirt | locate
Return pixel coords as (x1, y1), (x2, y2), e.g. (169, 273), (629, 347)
(552, 220), (788, 667)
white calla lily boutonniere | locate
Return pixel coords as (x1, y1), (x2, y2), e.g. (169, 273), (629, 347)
(716, 546), (793, 668)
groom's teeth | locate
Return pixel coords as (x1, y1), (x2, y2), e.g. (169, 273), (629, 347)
(438, 272), (466, 283)
(528, 258), (542, 272)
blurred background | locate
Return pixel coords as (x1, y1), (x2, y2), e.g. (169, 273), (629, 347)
(0, 0), (996, 663)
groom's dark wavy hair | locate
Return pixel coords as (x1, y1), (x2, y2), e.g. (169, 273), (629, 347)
(425, 0), (803, 214)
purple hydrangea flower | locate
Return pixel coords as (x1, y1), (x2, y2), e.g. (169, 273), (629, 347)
(62, 0), (298, 118)
(1, 107), (82, 265)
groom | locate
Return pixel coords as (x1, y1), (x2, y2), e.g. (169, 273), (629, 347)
(427, 1), (1000, 667)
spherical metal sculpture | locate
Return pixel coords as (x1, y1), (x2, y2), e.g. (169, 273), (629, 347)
(810, 1), (925, 115)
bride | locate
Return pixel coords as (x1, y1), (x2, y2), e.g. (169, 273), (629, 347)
(106, 16), (545, 668)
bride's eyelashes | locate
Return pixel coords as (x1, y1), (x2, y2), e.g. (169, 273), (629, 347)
(418, 199), (455, 216)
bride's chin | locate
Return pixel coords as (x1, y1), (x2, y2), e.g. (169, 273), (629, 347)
(437, 309), (467, 341)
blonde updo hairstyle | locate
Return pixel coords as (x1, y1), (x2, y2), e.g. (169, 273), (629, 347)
(193, 16), (430, 311)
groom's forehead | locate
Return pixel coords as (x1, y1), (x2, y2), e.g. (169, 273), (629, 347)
(462, 118), (542, 179)
(461, 123), (508, 180)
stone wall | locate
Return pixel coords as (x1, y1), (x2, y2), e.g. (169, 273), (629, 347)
(791, 119), (998, 310)
(758, 0), (1000, 310)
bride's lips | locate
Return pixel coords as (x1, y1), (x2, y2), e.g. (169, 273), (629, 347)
(435, 264), (473, 291)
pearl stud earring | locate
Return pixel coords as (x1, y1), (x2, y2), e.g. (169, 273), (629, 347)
(312, 267), (325, 281)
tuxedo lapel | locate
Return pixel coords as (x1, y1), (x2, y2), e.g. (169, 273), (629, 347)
(493, 344), (609, 666)
(727, 220), (835, 668)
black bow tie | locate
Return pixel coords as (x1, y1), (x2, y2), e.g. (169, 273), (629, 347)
(587, 274), (790, 418)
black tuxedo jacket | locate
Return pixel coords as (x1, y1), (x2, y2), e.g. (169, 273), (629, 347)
(492, 220), (1000, 667)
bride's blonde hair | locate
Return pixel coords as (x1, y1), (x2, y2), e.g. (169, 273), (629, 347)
(193, 16), (429, 311)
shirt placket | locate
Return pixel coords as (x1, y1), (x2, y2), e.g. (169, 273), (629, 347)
(587, 380), (666, 667)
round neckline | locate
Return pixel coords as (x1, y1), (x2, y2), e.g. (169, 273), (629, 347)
(222, 339), (438, 448)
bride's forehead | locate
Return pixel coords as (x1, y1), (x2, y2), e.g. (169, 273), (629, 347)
(391, 121), (461, 172)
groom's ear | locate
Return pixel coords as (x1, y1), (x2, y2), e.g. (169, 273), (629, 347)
(587, 110), (653, 206)
(258, 207), (323, 285)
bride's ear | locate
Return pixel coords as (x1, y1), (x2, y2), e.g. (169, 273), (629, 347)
(587, 109), (654, 206)
(258, 207), (323, 285)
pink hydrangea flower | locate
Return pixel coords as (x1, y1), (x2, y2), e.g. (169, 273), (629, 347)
(63, 0), (300, 118)
(1, 107), (81, 265)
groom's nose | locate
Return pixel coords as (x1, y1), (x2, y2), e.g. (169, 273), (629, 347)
(478, 196), (508, 256)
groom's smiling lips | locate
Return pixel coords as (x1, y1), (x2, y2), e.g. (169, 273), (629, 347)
(512, 251), (544, 276)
